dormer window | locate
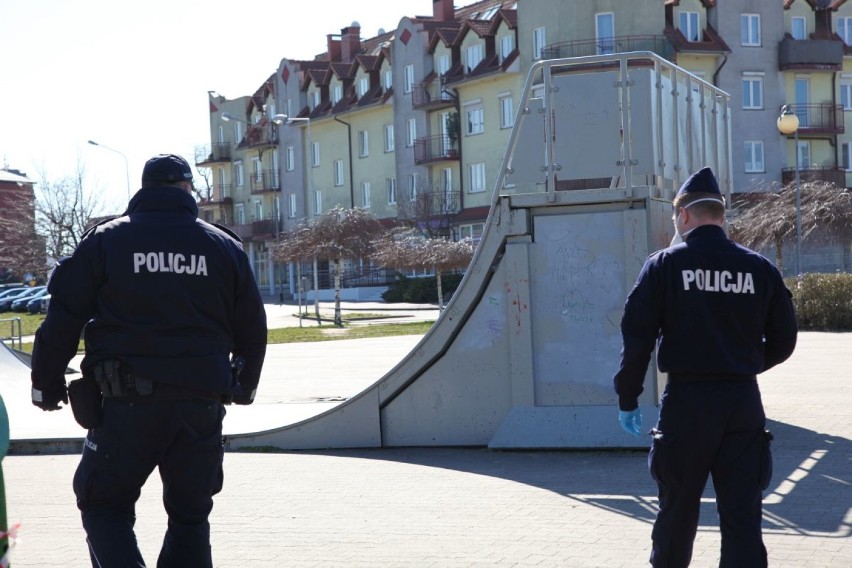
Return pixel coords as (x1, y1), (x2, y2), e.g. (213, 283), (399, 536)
(358, 77), (369, 97)
(679, 12), (700, 42)
(466, 44), (483, 73)
(332, 85), (342, 104)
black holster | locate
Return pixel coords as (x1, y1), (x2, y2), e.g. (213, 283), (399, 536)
(68, 374), (103, 429)
(92, 359), (153, 398)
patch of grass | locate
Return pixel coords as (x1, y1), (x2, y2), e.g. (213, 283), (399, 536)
(0, 312), (45, 336)
(267, 321), (434, 343)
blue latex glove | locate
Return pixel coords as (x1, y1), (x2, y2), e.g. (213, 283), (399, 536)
(618, 409), (643, 437)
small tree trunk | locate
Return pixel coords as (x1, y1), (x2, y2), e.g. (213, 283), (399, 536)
(435, 268), (444, 310)
(775, 238), (784, 274)
(334, 259), (343, 326)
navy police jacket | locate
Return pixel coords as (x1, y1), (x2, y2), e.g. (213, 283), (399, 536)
(613, 224), (797, 411)
(31, 186), (267, 397)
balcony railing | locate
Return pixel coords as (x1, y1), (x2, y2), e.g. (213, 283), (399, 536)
(414, 135), (459, 164)
(195, 143), (231, 165)
(250, 170), (280, 193)
(412, 82), (455, 110)
(240, 125), (279, 149)
(784, 104), (844, 134)
(782, 166), (846, 187)
(230, 217), (279, 240)
(779, 37), (843, 71)
(541, 35), (675, 62)
(197, 188), (233, 205)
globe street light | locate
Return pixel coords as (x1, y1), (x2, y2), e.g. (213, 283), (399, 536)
(776, 104), (802, 277)
(87, 140), (131, 200)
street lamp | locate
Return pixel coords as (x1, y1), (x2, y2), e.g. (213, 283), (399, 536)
(776, 104), (803, 276)
(272, 114), (320, 322)
(87, 140), (131, 200)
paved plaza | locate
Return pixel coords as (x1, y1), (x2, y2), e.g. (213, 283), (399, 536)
(2, 303), (849, 567)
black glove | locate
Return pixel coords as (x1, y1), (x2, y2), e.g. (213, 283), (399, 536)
(32, 384), (68, 411)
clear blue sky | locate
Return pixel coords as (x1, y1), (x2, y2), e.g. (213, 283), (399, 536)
(0, 0), (430, 211)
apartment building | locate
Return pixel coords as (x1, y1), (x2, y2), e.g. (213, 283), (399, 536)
(196, 0), (852, 295)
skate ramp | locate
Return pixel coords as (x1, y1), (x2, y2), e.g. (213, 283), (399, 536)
(226, 53), (732, 451)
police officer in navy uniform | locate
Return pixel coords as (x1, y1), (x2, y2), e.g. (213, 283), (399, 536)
(30, 154), (267, 567)
(613, 167), (798, 567)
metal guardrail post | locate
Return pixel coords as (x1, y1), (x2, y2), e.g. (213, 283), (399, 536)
(0, 318), (22, 351)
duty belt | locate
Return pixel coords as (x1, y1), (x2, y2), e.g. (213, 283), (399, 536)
(91, 359), (219, 401)
(668, 372), (757, 383)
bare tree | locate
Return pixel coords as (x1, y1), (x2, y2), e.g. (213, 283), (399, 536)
(273, 206), (386, 325)
(729, 181), (852, 271)
(396, 177), (460, 239)
(372, 228), (474, 309)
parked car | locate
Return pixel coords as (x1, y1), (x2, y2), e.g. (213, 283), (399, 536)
(0, 287), (28, 301)
(27, 293), (50, 314)
(11, 287), (49, 312)
(0, 286), (46, 312)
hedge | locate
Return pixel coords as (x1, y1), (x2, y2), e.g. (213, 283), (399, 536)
(785, 273), (852, 331)
(382, 273), (464, 304)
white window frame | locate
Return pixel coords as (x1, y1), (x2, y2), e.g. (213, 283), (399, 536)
(359, 130), (369, 157)
(499, 94), (514, 129)
(408, 173), (418, 201)
(334, 159), (344, 186)
(311, 141), (320, 167)
(741, 14), (761, 47)
(678, 11), (700, 42)
(797, 140), (811, 169)
(839, 17), (852, 45)
(404, 64), (415, 94)
(466, 43), (483, 72)
(358, 77), (369, 97)
(743, 141), (764, 173)
(841, 79), (852, 110)
(252, 158), (262, 183)
(469, 162), (486, 193)
(235, 203), (245, 224)
(383, 69), (393, 90)
(384, 124), (395, 152)
(438, 54), (450, 75)
(596, 12), (615, 54)
(465, 106), (484, 135)
(533, 26), (546, 60)
(499, 34), (514, 62)
(458, 222), (484, 245)
(406, 118), (417, 147)
(235, 161), (244, 187)
(742, 74), (764, 110)
(362, 181), (371, 208)
(387, 177), (397, 204)
(285, 145), (295, 171)
(288, 193), (297, 218)
(842, 142), (852, 171)
(332, 84), (342, 104)
(792, 17), (807, 40)
(313, 190), (322, 215)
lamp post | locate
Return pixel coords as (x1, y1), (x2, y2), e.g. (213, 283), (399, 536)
(776, 104), (802, 277)
(272, 114), (319, 321)
(87, 140), (131, 200)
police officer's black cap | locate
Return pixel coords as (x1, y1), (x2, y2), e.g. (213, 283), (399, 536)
(141, 154), (194, 186)
(675, 166), (723, 202)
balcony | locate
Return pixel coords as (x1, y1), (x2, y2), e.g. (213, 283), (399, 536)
(195, 143), (231, 166)
(542, 35), (675, 62)
(784, 104), (844, 135)
(779, 37), (843, 71)
(782, 166), (846, 187)
(249, 170), (280, 194)
(412, 82), (455, 110)
(414, 135), (459, 164)
(198, 187), (233, 205)
(230, 217), (279, 240)
(239, 124), (279, 150)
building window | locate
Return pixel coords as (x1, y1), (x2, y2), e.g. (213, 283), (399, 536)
(332, 84), (342, 104)
(742, 74), (763, 109)
(384, 124), (395, 152)
(311, 141), (320, 167)
(404, 64), (414, 93)
(841, 81), (852, 110)
(408, 173), (418, 201)
(596, 12), (615, 54)
(235, 203), (245, 224)
(458, 222), (484, 245)
(678, 11), (700, 42)
(466, 43), (483, 72)
(362, 182), (371, 208)
(533, 26), (546, 60)
(387, 177), (397, 204)
(286, 146), (295, 171)
(741, 14), (760, 46)
(839, 17), (852, 45)
(252, 158), (262, 184)
(383, 69), (392, 90)
(499, 95), (514, 129)
(310, 90), (320, 110)
(469, 162), (486, 193)
(358, 130), (369, 157)
(313, 190), (322, 215)
(288, 193), (297, 218)
(792, 17), (807, 40)
(466, 106), (484, 135)
(235, 161), (244, 187)
(499, 34), (514, 62)
(842, 142), (852, 171)
(358, 77), (369, 97)
(406, 118), (416, 147)
(234, 122), (243, 144)
(438, 54), (450, 75)
(334, 160), (344, 186)
(744, 141), (764, 173)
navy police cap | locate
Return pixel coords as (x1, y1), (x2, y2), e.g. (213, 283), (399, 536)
(675, 166), (724, 205)
(141, 154), (193, 186)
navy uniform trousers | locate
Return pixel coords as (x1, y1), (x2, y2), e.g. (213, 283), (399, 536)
(73, 397), (225, 568)
(649, 380), (772, 568)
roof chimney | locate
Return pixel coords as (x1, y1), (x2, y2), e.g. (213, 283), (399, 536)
(433, 0), (454, 21)
(327, 34), (342, 62)
(341, 22), (362, 62)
